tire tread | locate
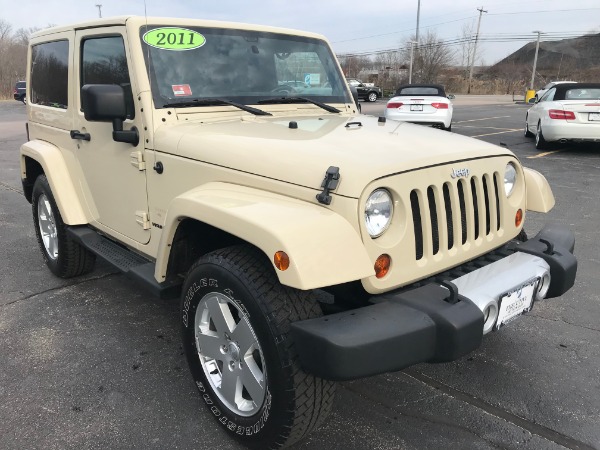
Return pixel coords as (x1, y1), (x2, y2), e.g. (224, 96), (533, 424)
(190, 245), (335, 448)
(32, 175), (96, 278)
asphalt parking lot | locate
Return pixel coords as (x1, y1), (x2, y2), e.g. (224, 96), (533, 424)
(1, 98), (599, 450)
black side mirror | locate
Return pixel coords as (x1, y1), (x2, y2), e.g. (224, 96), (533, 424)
(349, 85), (360, 109)
(81, 84), (139, 146)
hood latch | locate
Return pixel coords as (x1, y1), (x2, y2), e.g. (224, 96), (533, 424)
(316, 166), (340, 205)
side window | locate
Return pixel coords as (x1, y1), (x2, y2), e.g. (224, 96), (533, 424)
(540, 88), (555, 102)
(30, 40), (69, 109)
(81, 35), (134, 119)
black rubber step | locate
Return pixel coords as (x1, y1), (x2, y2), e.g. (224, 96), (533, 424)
(67, 226), (182, 299)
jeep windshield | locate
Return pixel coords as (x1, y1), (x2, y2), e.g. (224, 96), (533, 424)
(141, 26), (351, 108)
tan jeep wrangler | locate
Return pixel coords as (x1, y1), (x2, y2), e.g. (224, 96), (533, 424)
(20, 16), (577, 449)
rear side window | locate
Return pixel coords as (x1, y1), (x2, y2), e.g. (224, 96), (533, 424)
(30, 40), (69, 109)
(81, 36), (134, 119)
(565, 88), (600, 100)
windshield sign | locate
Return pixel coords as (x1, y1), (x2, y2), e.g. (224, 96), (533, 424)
(140, 26), (350, 107)
(143, 27), (206, 50)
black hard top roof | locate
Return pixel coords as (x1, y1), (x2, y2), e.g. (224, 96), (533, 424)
(394, 84), (446, 96)
(553, 83), (600, 100)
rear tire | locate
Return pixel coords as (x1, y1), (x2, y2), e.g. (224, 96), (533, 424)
(181, 245), (335, 449)
(535, 122), (551, 150)
(32, 175), (96, 277)
(367, 91), (378, 102)
(524, 117), (533, 137)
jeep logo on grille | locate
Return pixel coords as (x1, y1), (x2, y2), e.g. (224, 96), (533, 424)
(451, 168), (470, 178)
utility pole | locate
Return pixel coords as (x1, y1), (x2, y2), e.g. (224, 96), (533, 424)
(408, 41), (417, 84)
(95, 4), (102, 18)
(415, 0), (421, 45)
(530, 31), (543, 90)
(467, 6), (487, 94)
(411, 0), (421, 85)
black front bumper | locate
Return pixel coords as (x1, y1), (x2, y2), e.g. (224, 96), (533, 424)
(291, 225), (577, 381)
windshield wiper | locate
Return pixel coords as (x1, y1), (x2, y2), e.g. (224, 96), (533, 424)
(162, 98), (272, 116)
(257, 97), (341, 113)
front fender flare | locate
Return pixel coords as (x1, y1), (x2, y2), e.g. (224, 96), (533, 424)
(155, 182), (374, 290)
(524, 167), (555, 213)
(20, 140), (90, 224)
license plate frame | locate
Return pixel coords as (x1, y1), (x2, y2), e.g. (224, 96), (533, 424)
(410, 104), (423, 111)
(589, 112), (600, 121)
(495, 278), (538, 330)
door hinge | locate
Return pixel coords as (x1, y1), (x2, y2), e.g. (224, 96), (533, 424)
(135, 211), (151, 230)
(130, 151), (146, 171)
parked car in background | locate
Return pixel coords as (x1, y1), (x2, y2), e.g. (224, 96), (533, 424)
(385, 84), (453, 131)
(525, 82), (600, 149)
(13, 81), (26, 103)
(346, 78), (382, 102)
(534, 80), (576, 102)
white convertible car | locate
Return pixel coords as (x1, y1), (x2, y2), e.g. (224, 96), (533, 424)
(385, 84), (453, 131)
(525, 82), (600, 149)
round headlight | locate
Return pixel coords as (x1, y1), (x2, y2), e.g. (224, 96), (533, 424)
(504, 162), (517, 197)
(365, 189), (393, 238)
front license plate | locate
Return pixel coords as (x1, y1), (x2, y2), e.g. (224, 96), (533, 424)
(589, 112), (600, 121)
(410, 104), (423, 111)
(495, 279), (537, 330)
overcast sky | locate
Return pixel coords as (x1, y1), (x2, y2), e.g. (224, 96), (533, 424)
(1, 0), (599, 64)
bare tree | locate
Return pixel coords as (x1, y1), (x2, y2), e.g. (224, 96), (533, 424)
(0, 19), (12, 41)
(405, 31), (456, 84)
(0, 21), (30, 99)
(337, 55), (373, 78)
(458, 22), (475, 78)
(372, 50), (407, 92)
(14, 27), (40, 46)
(486, 61), (530, 94)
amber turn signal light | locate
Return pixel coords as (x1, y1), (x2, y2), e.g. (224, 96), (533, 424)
(274, 251), (290, 271)
(515, 209), (523, 227)
(374, 254), (391, 279)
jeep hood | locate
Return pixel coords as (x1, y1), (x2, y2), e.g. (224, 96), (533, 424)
(153, 114), (513, 198)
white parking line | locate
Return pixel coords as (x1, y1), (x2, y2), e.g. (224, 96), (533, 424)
(455, 125), (516, 130)
(453, 116), (511, 124)
(471, 129), (521, 138)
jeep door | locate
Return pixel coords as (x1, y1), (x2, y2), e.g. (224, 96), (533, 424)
(73, 28), (150, 244)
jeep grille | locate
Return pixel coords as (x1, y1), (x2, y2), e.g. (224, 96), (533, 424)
(410, 172), (502, 261)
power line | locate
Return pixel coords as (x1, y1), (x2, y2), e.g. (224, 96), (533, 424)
(336, 31), (600, 58)
(331, 15), (476, 44)
(487, 7), (600, 16)
(331, 5), (600, 51)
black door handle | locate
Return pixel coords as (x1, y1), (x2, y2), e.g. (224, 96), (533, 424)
(70, 130), (91, 141)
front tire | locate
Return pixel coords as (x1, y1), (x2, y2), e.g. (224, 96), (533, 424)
(32, 175), (96, 278)
(367, 91), (378, 102)
(181, 245), (335, 449)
